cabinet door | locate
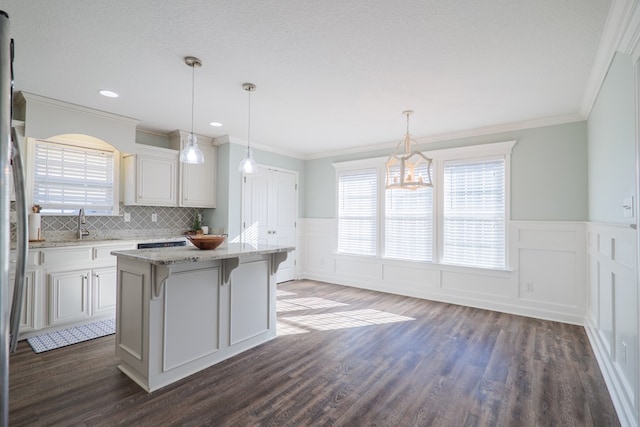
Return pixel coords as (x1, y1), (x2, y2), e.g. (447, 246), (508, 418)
(137, 155), (177, 206)
(93, 266), (117, 315)
(9, 270), (37, 333)
(49, 269), (91, 326)
(180, 143), (216, 208)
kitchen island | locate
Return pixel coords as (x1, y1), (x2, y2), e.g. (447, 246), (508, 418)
(111, 243), (294, 392)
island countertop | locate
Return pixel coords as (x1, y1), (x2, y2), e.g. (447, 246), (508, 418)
(111, 242), (294, 266)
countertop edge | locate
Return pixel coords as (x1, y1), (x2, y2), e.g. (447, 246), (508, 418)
(111, 244), (295, 266)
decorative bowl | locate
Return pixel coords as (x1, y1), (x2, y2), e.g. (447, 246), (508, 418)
(186, 234), (226, 250)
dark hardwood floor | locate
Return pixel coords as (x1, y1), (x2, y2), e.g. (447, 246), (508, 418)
(9, 279), (619, 426)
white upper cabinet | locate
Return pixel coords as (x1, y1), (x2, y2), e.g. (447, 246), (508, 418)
(170, 130), (217, 208)
(123, 145), (178, 206)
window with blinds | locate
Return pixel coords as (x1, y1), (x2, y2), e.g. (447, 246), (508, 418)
(442, 158), (505, 269)
(337, 169), (377, 255)
(33, 140), (116, 215)
(384, 165), (433, 262)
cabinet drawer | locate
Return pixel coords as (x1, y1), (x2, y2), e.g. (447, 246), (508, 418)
(42, 247), (92, 266)
(93, 243), (136, 261)
(10, 249), (41, 267)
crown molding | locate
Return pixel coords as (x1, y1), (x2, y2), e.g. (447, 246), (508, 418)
(163, 113), (583, 162)
(304, 113), (584, 160)
(623, 1), (640, 61)
(225, 135), (306, 159)
(580, 0), (640, 118)
(17, 91), (140, 126)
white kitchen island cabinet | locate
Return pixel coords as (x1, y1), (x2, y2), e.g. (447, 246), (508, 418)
(111, 243), (293, 392)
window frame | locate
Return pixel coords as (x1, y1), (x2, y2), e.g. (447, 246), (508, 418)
(26, 136), (121, 216)
(333, 140), (515, 271)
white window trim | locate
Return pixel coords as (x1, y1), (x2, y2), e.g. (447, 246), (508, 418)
(26, 136), (121, 216)
(333, 140), (516, 271)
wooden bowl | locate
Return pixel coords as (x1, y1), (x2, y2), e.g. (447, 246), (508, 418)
(186, 234), (226, 250)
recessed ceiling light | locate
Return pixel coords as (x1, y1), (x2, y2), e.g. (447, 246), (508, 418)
(98, 90), (119, 98)
(209, 122), (223, 127)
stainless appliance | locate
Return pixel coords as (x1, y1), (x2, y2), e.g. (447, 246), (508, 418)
(1, 10), (27, 426)
(137, 240), (186, 249)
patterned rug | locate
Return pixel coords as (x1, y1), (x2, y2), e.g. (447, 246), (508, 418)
(27, 318), (116, 353)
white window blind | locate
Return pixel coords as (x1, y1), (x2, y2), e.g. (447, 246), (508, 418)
(442, 158), (505, 269)
(384, 165), (433, 262)
(33, 140), (115, 214)
(337, 169), (377, 255)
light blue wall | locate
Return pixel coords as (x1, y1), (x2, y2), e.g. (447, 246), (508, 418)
(304, 121), (589, 220)
(135, 131), (170, 148)
(587, 52), (636, 224)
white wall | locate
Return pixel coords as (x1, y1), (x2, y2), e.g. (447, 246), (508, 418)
(299, 218), (586, 325)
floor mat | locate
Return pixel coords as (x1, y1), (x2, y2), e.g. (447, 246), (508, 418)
(26, 318), (115, 353)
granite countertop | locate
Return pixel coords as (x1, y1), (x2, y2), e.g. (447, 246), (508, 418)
(14, 236), (188, 250)
(111, 243), (295, 266)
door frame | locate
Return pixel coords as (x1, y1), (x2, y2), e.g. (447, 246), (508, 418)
(240, 163), (299, 280)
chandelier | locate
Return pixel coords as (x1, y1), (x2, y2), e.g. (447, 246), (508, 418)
(385, 110), (432, 190)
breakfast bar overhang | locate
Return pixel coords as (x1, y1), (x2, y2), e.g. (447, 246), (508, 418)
(111, 243), (294, 392)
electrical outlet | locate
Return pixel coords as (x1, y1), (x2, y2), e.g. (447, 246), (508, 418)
(525, 282), (534, 292)
(151, 213), (158, 222)
(124, 212), (131, 222)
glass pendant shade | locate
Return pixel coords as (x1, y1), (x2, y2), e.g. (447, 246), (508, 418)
(180, 132), (205, 164)
(238, 147), (258, 174)
(385, 110), (433, 190)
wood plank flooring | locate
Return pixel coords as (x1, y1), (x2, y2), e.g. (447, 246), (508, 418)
(9, 279), (619, 426)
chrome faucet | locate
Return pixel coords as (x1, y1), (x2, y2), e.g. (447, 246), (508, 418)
(76, 208), (90, 239)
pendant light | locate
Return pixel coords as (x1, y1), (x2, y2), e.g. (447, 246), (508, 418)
(180, 56), (205, 164)
(238, 82), (258, 174)
(385, 110), (432, 190)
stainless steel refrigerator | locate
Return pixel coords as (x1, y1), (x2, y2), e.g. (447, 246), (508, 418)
(1, 10), (28, 427)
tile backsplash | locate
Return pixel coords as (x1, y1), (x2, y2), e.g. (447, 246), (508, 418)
(10, 203), (205, 242)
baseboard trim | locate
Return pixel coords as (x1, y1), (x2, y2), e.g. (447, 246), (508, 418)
(584, 322), (637, 427)
(300, 272), (585, 325)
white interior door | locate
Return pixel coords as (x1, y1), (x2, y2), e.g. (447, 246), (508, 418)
(242, 168), (270, 245)
(242, 167), (297, 283)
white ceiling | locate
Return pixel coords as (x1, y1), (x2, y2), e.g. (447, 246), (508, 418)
(3, 0), (611, 158)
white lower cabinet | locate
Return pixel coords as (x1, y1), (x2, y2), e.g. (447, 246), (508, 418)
(48, 266), (118, 326)
(92, 266), (117, 315)
(9, 242), (135, 339)
(48, 269), (92, 326)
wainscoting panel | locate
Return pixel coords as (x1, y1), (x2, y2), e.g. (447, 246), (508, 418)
(441, 270), (512, 298)
(299, 218), (587, 325)
(585, 222), (638, 427)
(382, 262), (440, 290)
(518, 248), (578, 306)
